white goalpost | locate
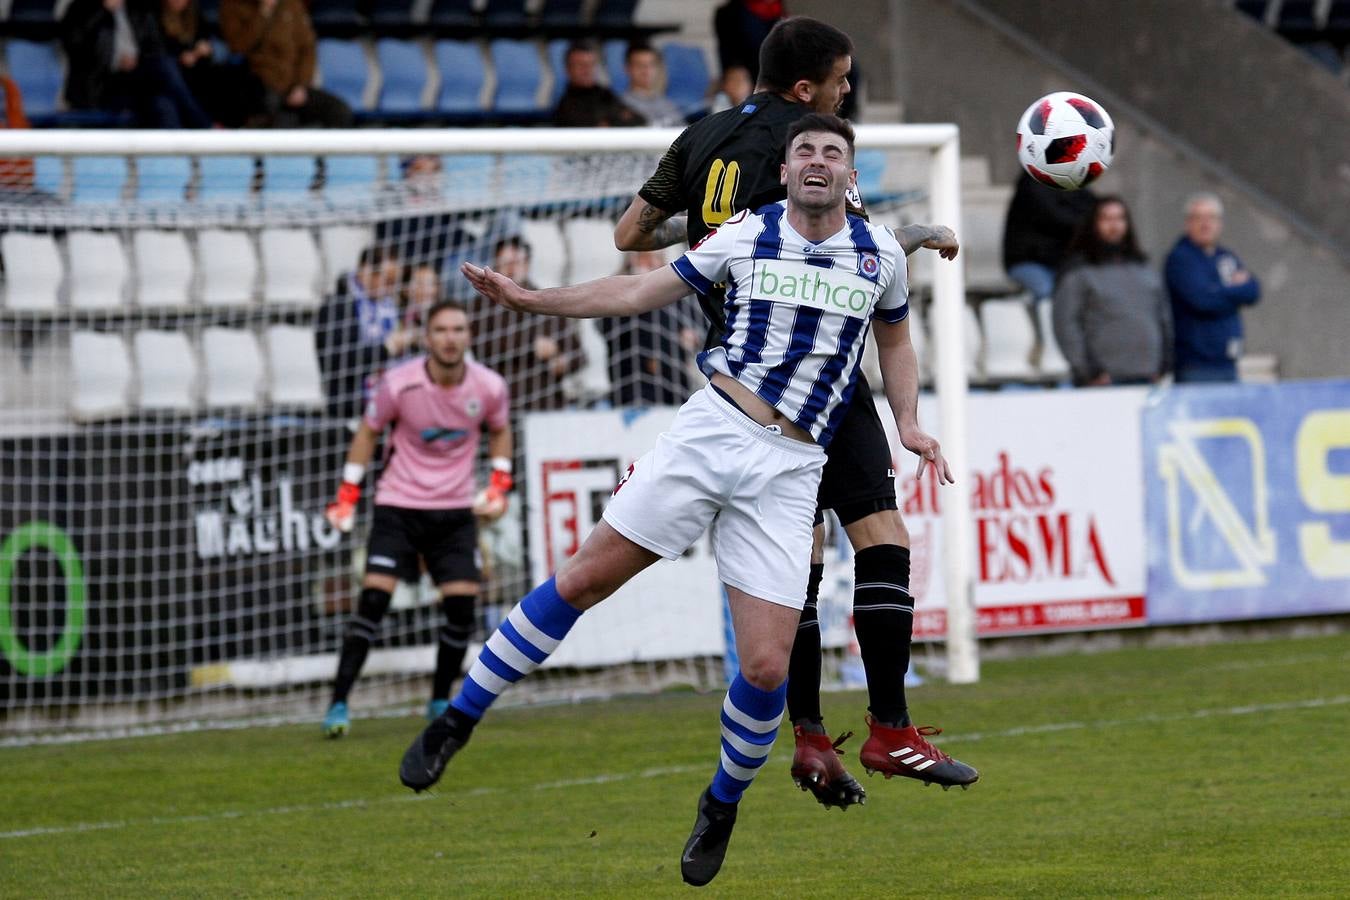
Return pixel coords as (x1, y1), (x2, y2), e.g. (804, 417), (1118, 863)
(0, 125), (975, 737)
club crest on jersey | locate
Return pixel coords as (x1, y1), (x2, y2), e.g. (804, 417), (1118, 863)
(860, 252), (880, 279)
(465, 398), (482, 417)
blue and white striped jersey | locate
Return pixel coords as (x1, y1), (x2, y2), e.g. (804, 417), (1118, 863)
(670, 201), (908, 446)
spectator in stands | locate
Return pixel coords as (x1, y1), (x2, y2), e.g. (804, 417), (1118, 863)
(404, 262), (442, 311)
(401, 261), (442, 334)
(1003, 171), (1097, 308)
(1051, 195), (1172, 387)
(710, 64), (753, 112)
(553, 40), (645, 128)
(1164, 193), (1261, 383)
(60, 0), (213, 128)
(598, 251), (701, 406)
(470, 236), (586, 411)
(377, 154), (476, 278)
(159, 0), (258, 127)
(316, 245), (416, 421)
(620, 43), (686, 127)
(714, 0), (784, 84)
(220, 0), (353, 128)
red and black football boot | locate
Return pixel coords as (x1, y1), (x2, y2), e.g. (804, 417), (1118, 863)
(790, 724), (866, 810)
(858, 716), (979, 789)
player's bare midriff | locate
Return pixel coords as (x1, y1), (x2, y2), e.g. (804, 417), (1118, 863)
(709, 372), (815, 444)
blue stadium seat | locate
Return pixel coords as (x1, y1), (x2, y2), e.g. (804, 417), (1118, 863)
(317, 39), (370, 113)
(198, 156), (256, 201)
(375, 39), (430, 116)
(592, 0), (639, 29)
(483, 0), (529, 29)
(428, 0), (476, 29)
(262, 156), (317, 198)
(71, 157), (128, 204)
(323, 155), (380, 201)
(33, 156), (63, 198)
(489, 39), (544, 117)
(136, 156), (193, 203)
(6, 40), (63, 123)
(603, 39), (628, 95)
(539, 0), (586, 28)
(662, 43), (711, 117)
(434, 40), (487, 117)
(547, 39), (569, 105)
(442, 154), (497, 206)
(498, 154), (553, 199)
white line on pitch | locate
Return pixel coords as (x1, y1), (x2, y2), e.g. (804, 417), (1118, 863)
(3, 694), (1346, 842)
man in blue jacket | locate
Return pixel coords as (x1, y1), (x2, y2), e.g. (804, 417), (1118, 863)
(1164, 193), (1261, 383)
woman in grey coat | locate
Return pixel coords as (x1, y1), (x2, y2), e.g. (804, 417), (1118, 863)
(1052, 195), (1172, 387)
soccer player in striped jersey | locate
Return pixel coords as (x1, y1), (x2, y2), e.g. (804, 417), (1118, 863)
(400, 114), (952, 886)
(320, 300), (513, 738)
(614, 15), (978, 809)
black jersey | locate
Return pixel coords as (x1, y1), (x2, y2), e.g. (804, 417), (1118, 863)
(637, 92), (866, 339)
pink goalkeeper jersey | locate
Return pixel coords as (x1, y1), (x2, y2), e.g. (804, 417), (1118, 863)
(363, 356), (510, 510)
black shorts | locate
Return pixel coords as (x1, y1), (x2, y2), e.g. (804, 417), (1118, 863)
(815, 376), (899, 527)
(365, 505), (480, 584)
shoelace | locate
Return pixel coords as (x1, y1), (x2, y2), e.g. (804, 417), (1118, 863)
(912, 725), (953, 762)
(830, 731), (854, 755)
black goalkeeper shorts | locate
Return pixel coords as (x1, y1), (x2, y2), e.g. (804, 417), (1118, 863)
(814, 375), (899, 527)
(365, 505), (480, 585)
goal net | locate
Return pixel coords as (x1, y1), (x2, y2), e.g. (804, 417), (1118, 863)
(0, 127), (972, 738)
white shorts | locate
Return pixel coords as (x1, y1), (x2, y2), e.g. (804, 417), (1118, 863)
(602, 386), (826, 609)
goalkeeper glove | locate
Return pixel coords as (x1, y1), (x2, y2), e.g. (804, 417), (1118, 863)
(473, 458), (513, 520)
(325, 463), (365, 533)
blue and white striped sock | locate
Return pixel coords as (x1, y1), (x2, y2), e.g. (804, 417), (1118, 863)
(450, 577), (582, 721)
(710, 673), (787, 804)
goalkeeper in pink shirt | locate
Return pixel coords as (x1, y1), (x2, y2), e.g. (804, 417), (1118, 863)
(321, 299), (513, 737)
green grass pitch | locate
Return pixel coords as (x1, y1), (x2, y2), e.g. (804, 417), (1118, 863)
(3, 633), (1348, 898)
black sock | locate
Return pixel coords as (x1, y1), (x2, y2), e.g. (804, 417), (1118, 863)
(786, 563), (825, 724)
(331, 587), (392, 705)
(852, 545), (913, 726)
(432, 594), (477, 700)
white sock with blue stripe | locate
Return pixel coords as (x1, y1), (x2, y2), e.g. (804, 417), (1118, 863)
(710, 674), (786, 804)
(450, 577), (581, 721)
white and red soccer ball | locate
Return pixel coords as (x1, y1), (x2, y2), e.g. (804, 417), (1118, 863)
(1015, 91), (1115, 190)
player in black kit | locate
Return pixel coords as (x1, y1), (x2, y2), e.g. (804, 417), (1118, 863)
(614, 16), (978, 810)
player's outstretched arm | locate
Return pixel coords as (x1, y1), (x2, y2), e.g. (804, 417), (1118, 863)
(873, 317), (954, 484)
(325, 422), (381, 533)
(895, 224), (959, 259)
(614, 196), (688, 251)
(461, 261), (691, 319)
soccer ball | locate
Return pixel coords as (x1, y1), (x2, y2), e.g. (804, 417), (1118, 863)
(1015, 91), (1115, 190)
